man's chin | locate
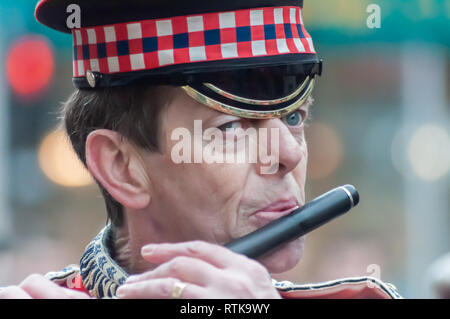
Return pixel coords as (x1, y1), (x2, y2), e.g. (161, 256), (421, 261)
(257, 236), (305, 274)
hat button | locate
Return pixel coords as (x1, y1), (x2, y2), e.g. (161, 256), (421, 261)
(86, 70), (97, 88)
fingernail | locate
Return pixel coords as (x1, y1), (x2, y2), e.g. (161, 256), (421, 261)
(141, 244), (156, 255)
(116, 286), (128, 298)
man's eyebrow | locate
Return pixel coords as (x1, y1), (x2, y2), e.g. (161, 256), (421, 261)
(302, 95), (314, 110)
(303, 96), (315, 123)
(289, 95), (314, 116)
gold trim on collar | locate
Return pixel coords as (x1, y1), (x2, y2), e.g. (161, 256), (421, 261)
(79, 225), (129, 298)
(181, 78), (315, 119)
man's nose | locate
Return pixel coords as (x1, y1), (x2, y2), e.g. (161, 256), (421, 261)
(255, 118), (304, 176)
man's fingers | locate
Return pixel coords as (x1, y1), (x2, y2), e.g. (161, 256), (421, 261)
(61, 287), (91, 299)
(19, 274), (84, 299)
(141, 240), (249, 269)
(116, 278), (204, 299)
(0, 286), (32, 299)
(127, 256), (222, 287)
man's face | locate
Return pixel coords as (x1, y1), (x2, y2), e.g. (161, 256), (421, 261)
(138, 88), (310, 273)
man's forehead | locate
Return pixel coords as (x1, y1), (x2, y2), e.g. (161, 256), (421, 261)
(164, 87), (224, 122)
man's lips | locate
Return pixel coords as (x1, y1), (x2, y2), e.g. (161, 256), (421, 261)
(251, 198), (300, 222)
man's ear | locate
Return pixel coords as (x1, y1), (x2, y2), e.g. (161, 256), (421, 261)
(85, 129), (151, 210)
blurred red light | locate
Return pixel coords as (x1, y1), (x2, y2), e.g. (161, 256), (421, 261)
(6, 35), (54, 98)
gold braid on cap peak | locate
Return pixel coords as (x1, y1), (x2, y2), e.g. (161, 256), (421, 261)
(182, 77), (315, 119)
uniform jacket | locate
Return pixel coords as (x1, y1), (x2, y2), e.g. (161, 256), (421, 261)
(45, 225), (402, 299)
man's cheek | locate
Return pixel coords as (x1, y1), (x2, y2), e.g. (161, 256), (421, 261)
(206, 164), (248, 200)
(292, 149), (308, 182)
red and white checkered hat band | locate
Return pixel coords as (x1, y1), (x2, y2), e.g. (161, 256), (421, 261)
(72, 6), (315, 78)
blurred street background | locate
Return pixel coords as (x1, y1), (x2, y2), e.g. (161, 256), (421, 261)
(0, 0), (449, 298)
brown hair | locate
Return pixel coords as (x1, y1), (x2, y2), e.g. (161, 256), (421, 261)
(58, 84), (174, 229)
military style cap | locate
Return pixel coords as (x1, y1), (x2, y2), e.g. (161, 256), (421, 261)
(35, 0), (322, 119)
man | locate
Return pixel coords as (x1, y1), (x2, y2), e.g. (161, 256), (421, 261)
(0, 0), (400, 299)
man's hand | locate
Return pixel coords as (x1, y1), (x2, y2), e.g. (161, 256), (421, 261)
(0, 274), (90, 299)
(116, 241), (281, 299)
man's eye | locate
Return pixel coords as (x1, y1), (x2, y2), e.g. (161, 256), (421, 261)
(218, 121), (244, 132)
(284, 110), (305, 127)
